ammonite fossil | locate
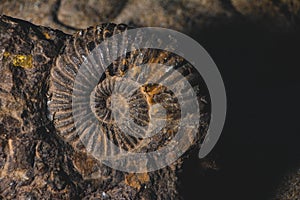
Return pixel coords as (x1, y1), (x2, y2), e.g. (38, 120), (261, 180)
(0, 15), (211, 198)
(48, 23), (210, 173)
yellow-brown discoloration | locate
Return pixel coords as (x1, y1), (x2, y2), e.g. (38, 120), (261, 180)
(3, 51), (10, 58)
(43, 32), (51, 40)
(129, 64), (142, 78)
(73, 152), (101, 179)
(12, 55), (33, 69)
(103, 29), (111, 38)
(141, 84), (164, 105)
(149, 51), (169, 64)
(14, 170), (30, 181)
(119, 58), (128, 76)
(125, 173), (150, 189)
(0, 139), (14, 178)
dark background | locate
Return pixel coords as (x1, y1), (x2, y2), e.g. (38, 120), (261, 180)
(180, 20), (300, 199)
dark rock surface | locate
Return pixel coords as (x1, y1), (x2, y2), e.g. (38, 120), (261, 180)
(1, 0), (300, 34)
(1, 0), (300, 199)
(0, 15), (188, 199)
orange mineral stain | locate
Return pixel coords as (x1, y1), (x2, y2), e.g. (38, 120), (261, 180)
(125, 173), (150, 189)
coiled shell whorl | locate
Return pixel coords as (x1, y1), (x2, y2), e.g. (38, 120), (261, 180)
(48, 23), (210, 172)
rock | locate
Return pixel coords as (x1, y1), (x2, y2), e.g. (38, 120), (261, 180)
(0, 15), (209, 199)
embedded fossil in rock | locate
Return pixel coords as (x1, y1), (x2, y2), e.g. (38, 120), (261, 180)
(0, 15), (211, 199)
(48, 23), (211, 173)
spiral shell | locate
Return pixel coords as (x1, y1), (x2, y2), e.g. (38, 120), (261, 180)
(48, 23), (209, 172)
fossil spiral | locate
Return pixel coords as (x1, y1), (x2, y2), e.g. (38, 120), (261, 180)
(48, 23), (210, 172)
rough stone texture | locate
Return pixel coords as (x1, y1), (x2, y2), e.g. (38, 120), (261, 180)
(275, 165), (300, 200)
(57, 0), (127, 30)
(0, 15), (210, 199)
(0, 15), (79, 199)
(1, 0), (300, 35)
(0, 0), (300, 199)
